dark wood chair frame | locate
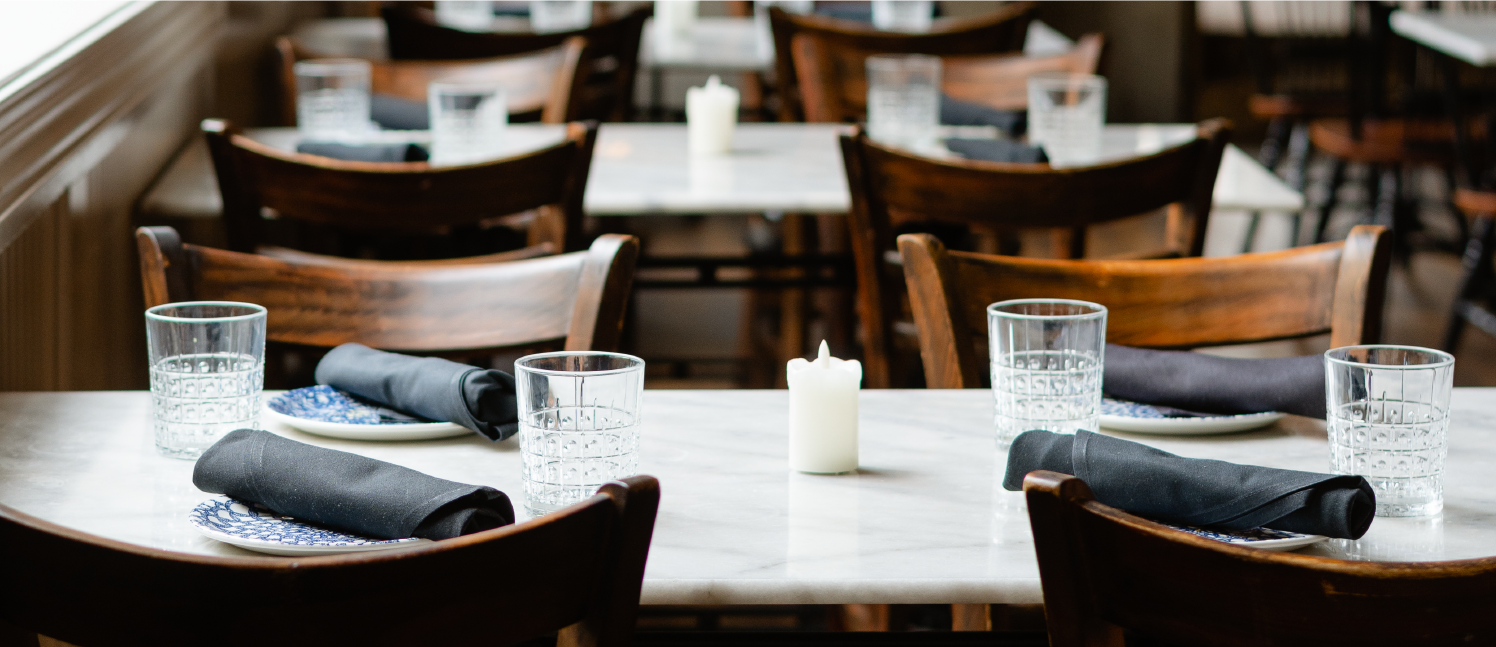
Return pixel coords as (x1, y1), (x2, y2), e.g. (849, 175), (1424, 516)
(898, 224), (1391, 389)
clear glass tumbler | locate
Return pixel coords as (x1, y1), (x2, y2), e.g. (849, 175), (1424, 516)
(516, 351), (645, 516)
(866, 54), (941, 152)
(989, 299), (1107, 448)
(1026, 73), (1107, 167)
(1325, 345), (1455, 517)
(428, 80), (509, 166)
(871, 0), (933, 32)
(295, 59), (373, 141)
(145, 302), (267, 459)
(529, 0), (593, 33)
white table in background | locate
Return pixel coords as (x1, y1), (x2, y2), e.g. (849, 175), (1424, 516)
(1390, 11), (1496, 67)
(642, 17), (772, 72)
(1, 389), (1494, 605)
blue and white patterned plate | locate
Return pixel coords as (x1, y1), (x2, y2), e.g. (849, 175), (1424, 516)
(1099, 398), (1285, 436)
(1164, 523), (1326, 552)
(265, 386), (471, 441)
(189, 496), (429, 556)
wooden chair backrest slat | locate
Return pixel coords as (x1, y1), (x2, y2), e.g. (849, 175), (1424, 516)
(1024, 471), (1496, 647)
(898, 225), (1391, 389)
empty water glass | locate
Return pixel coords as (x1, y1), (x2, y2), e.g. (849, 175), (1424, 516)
(1325, 345), (1455, 517)
(1027, 73), (1107, 167)
(989, 299), (1107, 448)
(146, 302), (267, 459)
(516, 351), (645, 516)
(866, 54), (941, 153)
(428, 80), (508, 166)
(295, 59), (372, 141)
(872, 0), (933, 32)
(435, 1), (496, 30)
(530, 0), (592, 33)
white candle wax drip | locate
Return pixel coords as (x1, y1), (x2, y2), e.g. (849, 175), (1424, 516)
(686, 75), (739, 155)
(787, 340), (862, 474)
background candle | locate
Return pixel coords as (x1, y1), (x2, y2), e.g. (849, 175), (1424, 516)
(787, 341), (861, 474)
(686, 75), (739, 155)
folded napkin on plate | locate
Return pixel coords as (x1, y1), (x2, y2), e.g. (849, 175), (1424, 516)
(1004, 429), (1375, 539)
(941, 95), (1025, 136)
(1104, 344), (1326, 418)
(194, 429), (514, 540)
(296, 141), (430, 163)
(315, 343), (519, 441)
(372, 93), (431, 131)
(944, 138), (1049, 164)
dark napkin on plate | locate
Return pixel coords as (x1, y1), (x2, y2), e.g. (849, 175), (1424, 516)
(1004, 429), (1376, 539)
(296, 141), (430, 163)
(944, 138), (1049, 164)
(941, 95), (1026, 136)
(315, 343), (519, 441)
(194, 429), (514, 540)
(372, 93), (431, 131)
(1104, 344), (1326, 419)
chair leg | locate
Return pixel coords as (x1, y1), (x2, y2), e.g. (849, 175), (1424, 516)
(1241, 212), (1261, 254)
(1445, 214), (1496, 353)
(1284, 121), (1312, 246)
(1314, 159), (1347, 243)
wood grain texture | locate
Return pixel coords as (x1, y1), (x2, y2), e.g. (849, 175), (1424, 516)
(0, 474), (658, 647)
(1025, 470), (1496, 646)
(899, 225), (1391, 389)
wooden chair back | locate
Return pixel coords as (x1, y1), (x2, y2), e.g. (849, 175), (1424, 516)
(768, 3), (1034, 122)
(202, 118), (596, 254)
(136, 226), (639, 355)
(382, 4), (649, 122)
(275, 36), (584, 125)
(898, 224), (1391, 389)
(1023, 470), (1496, 646)
(0, 475), (659, 647)
(842, 120), (1231, 388)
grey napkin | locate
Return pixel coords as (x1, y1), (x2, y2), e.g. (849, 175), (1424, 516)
(1104, 344), (1326, 419)
(1004, 429), (1376, 539)
(941, 95), (1026, 136)
(372, 93), (431, 130)
(944, 138), (1048, 163)
(315, 343), (519, 441)
(194, 429), (514, 540)
(296, 141), (430, 163)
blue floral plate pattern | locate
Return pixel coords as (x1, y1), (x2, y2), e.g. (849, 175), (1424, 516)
(1165, 523), (1326, 552)
(264, 386), (470, 441)
(189, 496), (428, 556)
(1099, 398), (1286, 436)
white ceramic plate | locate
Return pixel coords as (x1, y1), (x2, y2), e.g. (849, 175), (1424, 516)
(265, 386), (471, 441)
(1099, 398), (1286, 436)
(190, 497), (429, 556)
(1166, 524), (1327, 552)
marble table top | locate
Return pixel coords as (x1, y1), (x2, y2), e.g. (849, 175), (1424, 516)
(1, 389), (1494, 605)
(1391, 10), (1496, 67)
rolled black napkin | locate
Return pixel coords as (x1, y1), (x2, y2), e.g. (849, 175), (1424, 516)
(1004, 430), (1376, 539)
(1104, 344), (1326, 419)
(940, 95), (1026, 136)
(296, 141), (430, 163)
(371, 93), (431, 130)
(944, 138), (1049, 164)
(194, 429), (514, 540)
(315, 343), (519, 441)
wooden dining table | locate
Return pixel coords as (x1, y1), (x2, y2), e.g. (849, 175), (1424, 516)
(2, 388), (1493, 606)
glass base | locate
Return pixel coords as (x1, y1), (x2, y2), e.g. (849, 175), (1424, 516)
(1377, 498), (1442, 517)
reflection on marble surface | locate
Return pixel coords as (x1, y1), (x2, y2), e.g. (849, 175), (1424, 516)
(1, 389), (1494, 605)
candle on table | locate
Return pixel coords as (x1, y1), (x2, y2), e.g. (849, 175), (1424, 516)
(686, 75), (739, 156)
(787, 340), (861, 474)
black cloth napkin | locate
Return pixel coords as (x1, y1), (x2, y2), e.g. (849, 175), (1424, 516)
(194, 429), (514, 540)
(1004, 430), (1376, 539)
(940, 95), (1026, 136)
(944, 138), (1048, 164)
(296, 141), (430, 163)
(1104, 344), (1326, 419)
(315, 343), (519, 441)
(372, 93), (431, 130)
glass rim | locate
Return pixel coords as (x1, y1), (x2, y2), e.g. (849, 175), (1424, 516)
(145, 301), (266, 324)
(1324, 344), (1455, 370)
(515, 350), (645, 377)
(293, 58), (372, 74)
(987, 298), (1107, 320)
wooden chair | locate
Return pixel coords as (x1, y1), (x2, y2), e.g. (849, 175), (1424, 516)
(201, 118), (596, 255)
(898, 224), (1390, 389)
(767, 2), (1034, 122)
(382, 4), (649, 122)
(275, 36), (584, 125)
(1023, 470), (1496, 646)
(0, 474), (659, 647)
(1444, 188), (1496, 354)
(841, 120), (1232, 388)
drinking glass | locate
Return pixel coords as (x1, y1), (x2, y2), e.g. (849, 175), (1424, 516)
(529, 0), (592, 33)
(428, 80), (508, 166)
(989, 299), (1107, 448)
(866, 54), (941, 152)
(1325, 345), (1455, 517)
(295, 59), (373, 141)
(516, 351), (645, 516)
(146, 302), (267, 459)
(871, 0), (933, 32)
(1026, 73), (1107, 167)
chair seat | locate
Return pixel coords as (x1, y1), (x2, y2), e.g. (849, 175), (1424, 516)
(1455, 188), (1496, 218)
(1248, 93), (1346, 120)
(1308, 118), (1461, 165)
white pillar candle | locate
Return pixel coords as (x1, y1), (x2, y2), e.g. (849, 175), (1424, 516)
(686, 75), (739, 155)
(787, 341), (861, 474)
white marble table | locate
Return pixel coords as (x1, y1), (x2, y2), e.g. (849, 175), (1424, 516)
(2, 389), (1494, 605)
(1391, 10), (1496, 67)
(642, 17), (772, 72)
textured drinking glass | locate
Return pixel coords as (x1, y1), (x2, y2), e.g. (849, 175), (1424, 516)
(529, 0), (592, 32)
(989, 299), (1107, 448)
(871, 0), (933, 32)
(1325, 345), (1455, 517)
(866, 54), (941, 152)
(295, 59), (372, 141)
(516, 352), (645, 516)
(146, 302), (267, 459)
(428, 81), (509, 166)
(1026, 73), (1107, 167)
